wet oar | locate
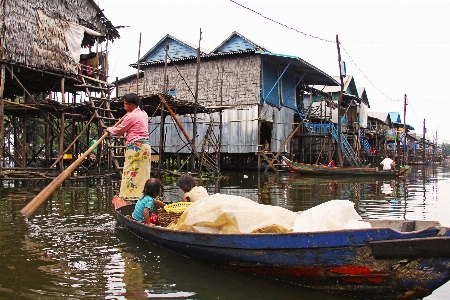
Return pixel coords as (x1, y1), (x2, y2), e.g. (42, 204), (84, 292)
(20, 116), (126, 218)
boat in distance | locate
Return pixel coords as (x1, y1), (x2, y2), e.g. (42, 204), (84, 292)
(115, 204), (450, 300)
(282, 156), (409, 176)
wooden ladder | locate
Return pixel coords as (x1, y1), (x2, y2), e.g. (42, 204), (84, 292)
(79, 77), (125, 177)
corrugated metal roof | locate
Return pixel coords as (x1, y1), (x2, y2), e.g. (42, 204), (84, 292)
(212, 31), (272, 53)
(130, 49), (258, 68)
(368, 112), (389, 123)
(369, 112), (414, 130)
(131, 32), (338, 87)
(316, 75), (359, 94)
(114, 71), (144, 85)
(257, 52), (339, 86)
(138, 34), (209, 64)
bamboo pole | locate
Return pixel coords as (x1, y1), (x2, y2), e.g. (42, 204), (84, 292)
(0, 63), (5, 173)
(5, 65), (59, 134)
(191, 28), (202, 172)
(403, 94), (407, 165)
(136, 32), (141, 94)
(20, 115), (126, 218)
(22, 118), (26, 167)
(47, 114), (96, 170)
(58, 112), (65, 172)
(423, 119), (426, 162)
(158, 44), (169, 175)
(336, 34), (344, 166)
(158, 94), (200, 159)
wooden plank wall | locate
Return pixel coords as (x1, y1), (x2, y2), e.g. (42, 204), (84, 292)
(142, 55), (261, 108)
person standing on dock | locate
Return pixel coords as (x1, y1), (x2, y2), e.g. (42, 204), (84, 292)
(107, 93), (151, 202)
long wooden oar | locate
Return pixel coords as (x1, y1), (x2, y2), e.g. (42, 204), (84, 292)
(20, 115), (126, 218)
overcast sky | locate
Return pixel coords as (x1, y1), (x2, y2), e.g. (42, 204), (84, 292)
(98, 0), (450, 142)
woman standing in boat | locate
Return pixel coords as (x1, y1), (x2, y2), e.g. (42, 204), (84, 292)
(107, 93), (151, 202)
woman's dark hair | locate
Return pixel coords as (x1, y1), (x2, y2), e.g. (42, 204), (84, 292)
(122, 93), (143, 110)
(143, 178), (163, 198)
(176, 173), (197, 191)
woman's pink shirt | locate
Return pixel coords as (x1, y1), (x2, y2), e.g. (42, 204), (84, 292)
(108, 107), (149, 145)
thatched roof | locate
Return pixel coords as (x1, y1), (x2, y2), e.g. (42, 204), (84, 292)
(1, 0), (119, 73)
(0, 0), (120, 99)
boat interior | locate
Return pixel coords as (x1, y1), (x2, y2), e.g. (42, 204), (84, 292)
(366, 220), (447, 234)
(117, 205), (448, 235)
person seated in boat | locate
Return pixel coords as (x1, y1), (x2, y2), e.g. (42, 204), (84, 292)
(177, 173), (209, 202)
(327, 160), (335, 167)
(380, 155), (396, 171)
(132, 178), (166, 226)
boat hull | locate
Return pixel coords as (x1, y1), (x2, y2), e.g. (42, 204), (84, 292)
(115, 205), (450, 300)
(283, 157), (409, 176)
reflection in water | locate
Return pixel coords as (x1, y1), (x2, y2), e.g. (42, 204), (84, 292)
(0, 164), (449, 299)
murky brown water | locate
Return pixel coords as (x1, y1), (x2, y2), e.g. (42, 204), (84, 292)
(1, 163), (449, 299)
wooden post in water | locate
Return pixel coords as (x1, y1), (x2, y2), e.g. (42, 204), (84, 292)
(336, 35), (344, 166)
(190, 28), (202, 172)
(158, 44), (169, 176)
(136, 32), (141, 94)
(0, 63), (5, 174)
(403, 94), (407, 165)
(423, 119), (426, 162)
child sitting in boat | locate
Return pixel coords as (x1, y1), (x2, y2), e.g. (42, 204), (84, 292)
(132, 178), (166, 226)
(177, 173), (209, 202)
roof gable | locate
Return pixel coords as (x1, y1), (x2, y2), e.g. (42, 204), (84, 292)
(316, 75), (358, 95)
(132, 31), (337, 86)
(139, 34), (204, 63)
(337, 75), (358, 95)
(368, 112), (389, 124)
(389, 112), (402, 124)
(358, 87), (370, 107)
(212, 31), (270, 53)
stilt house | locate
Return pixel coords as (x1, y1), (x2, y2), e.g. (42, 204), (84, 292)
(296, 75), (370, 167)
(116, 31), (338, 171)
(0, 0), (120, 178)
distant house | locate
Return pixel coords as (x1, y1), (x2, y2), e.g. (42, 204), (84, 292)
(303, 76), (370, 165)
(117, 31), (338, 166)
(315, 75), (369, 130)
(368, 112), (416, 161)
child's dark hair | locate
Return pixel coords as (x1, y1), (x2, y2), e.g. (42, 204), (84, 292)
(143, 178), (163, 198)
(176, 173), (197, 191)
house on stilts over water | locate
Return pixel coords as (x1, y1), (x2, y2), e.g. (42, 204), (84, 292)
(0, 0), (121, 181)
(115, 31), (339, 174)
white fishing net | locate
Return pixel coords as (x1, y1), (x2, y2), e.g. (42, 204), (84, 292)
(167, 193), (298, 234)
(167, 196), (371, 234)
(293, 200), (372, 232)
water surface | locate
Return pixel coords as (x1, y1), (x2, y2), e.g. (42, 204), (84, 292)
(1, 163), (449, 299)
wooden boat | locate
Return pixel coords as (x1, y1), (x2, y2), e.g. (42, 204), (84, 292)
(282, 157), (409, 176)
(115, 204), (450, 300)
(407, 161), (432, 165)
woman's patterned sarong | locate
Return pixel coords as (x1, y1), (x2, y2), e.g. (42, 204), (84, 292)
(119, 139), (151, 200)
